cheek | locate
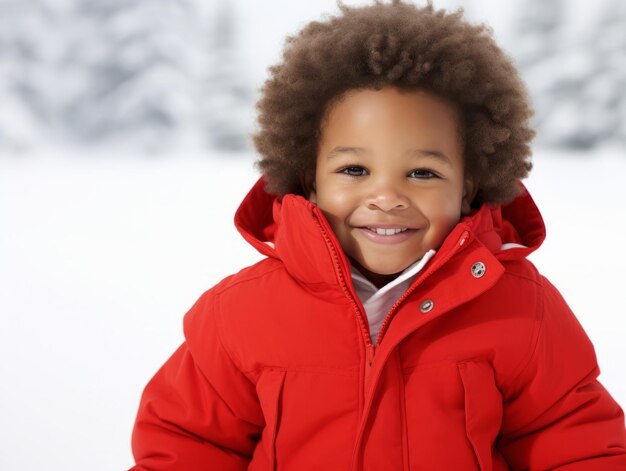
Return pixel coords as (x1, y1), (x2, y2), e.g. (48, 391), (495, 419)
(425, 191), (463, 227)
(315, 190), (354, 219)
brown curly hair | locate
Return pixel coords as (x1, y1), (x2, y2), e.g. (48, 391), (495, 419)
(253, 0), (534, 205)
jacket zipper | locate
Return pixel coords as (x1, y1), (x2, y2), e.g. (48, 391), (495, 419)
(311, 209), (377, 390)
(313, 209), (470, 470)
(313, 207), (470, 394)
(375, 230), (470, 346)
(364, 343), (376, 385)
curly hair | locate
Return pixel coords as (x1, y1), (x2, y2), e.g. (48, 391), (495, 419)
(253, 0), (534, 205)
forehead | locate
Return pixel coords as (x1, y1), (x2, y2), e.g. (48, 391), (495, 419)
(318, 87), (463, 162)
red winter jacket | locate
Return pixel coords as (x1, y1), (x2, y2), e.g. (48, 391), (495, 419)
(131, 179), (626, 470)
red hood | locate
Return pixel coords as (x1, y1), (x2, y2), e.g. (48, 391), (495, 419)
(234, 178), (546, 284)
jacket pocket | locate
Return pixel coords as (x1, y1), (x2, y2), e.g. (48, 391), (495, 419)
(458, 361), (504, 471)
(255, 368), (286, 470)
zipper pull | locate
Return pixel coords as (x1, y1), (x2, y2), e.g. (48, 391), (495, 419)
(458, 230), (470, 247)
(367, 344), (376, 367)
(364, 344), (376, 389)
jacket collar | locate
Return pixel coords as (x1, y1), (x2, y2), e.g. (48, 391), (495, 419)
(234, 178), (546, 287)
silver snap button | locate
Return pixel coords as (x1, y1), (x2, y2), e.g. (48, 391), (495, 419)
(471, 262), (486, 278)
(419, 299), (434, 313)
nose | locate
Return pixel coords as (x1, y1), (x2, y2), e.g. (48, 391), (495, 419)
(365, 179), (410, 212)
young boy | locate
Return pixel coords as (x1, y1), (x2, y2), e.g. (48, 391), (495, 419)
(131, 2), (626, 469)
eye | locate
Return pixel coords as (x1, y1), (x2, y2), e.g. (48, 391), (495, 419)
(409, 168), (438, 179)
(340, 166), (368, 177)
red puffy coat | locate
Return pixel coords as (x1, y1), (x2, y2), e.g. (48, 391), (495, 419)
(131, 179), (626, 470)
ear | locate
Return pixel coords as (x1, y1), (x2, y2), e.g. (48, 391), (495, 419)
(461, 178), (477, 215)
(301, 170), (317, 203)
(309, 183), (317, 204)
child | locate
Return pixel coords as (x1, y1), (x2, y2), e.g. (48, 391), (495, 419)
(130, 2), (626, 469)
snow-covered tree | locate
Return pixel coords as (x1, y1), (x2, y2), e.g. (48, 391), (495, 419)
(510, 0), (569, 146)
(60, 0), (208, 151)
(0, 0), (68, 149)
(589, 0), (626, 148)
(511, 0), (625, 150)
(513, 0), (565, 69)
(199, 1), (253, 152)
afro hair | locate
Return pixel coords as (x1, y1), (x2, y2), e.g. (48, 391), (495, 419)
(253, 0), (534, 205)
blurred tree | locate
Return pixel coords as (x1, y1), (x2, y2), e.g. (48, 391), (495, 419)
(512, 0), (625, 150)
(0, 0), (62, 149)
(590, 0), (626, 148)
(511, 0), (570, 147)
(200, 1), (253, 152)
(514, 0), (565, 70)
(60, 0), (206, 152)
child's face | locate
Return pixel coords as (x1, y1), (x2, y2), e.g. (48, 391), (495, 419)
(310, 87), (473, 287)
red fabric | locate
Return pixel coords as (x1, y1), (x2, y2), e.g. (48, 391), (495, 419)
(131, 178), (626, 470)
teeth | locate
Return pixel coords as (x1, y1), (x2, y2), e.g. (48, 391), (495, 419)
(368, 227), (408, 235)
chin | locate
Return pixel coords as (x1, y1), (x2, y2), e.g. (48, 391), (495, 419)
(360, 262), (408, 276)
(373, 266), (405, 275)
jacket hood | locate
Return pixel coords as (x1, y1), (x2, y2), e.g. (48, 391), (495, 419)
(234, 178), (546, 284)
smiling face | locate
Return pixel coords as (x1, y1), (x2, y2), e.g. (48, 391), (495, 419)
(310, 87), (474, 287)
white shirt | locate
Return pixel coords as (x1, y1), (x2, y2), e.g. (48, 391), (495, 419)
(350, 250), (436, 344)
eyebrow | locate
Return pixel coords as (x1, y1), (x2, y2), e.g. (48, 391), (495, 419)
(326, 146), (367, 159)
(326, 146), (452, 165)
(406, 148), (453, 166)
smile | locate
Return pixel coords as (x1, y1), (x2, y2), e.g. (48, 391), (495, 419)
(357, 226), (417, 245)
(366, 227), (409, 236)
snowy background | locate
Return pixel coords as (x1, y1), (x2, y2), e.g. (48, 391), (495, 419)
(0, 0), (625, 470)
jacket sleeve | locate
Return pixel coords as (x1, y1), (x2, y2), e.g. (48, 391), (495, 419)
(497, 277), (626, 470)
(130, 291), (263, 470)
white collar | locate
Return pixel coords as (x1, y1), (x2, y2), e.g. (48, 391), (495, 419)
(351, 249), (436, 302)
(350, 250), (437, 344)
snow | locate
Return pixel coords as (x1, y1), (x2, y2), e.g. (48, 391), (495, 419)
(0, 147), (625, 470)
